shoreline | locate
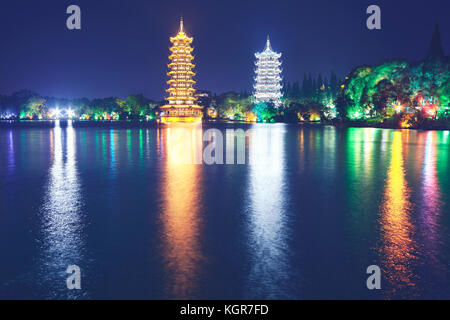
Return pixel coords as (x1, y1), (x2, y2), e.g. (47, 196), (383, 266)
(0, 119), (449, 131)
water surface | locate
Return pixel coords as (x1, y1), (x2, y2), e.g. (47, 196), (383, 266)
(0, 121), (449, 299)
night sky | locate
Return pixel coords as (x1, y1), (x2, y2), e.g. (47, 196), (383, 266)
(0, 0), (448, 100)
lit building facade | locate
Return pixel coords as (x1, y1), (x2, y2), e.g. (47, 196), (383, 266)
(253, 36), (283, 108)
(160, 19), (203, 123)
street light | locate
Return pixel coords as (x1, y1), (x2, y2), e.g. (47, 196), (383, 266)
(67, 108), (75, 118)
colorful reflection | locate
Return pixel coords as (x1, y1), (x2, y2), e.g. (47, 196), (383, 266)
(246, 124), (291, 298)
(159, 124), (204, 298)
(139, 129), (144, 167)
(109, 129), (117, 176)
(379, 131), (417, 297)
(344, 128), (380, 254)
(346, 128), (378, 180)
(419, 131), (442, 267)
(346, 128), (363, 183)
(127, 129), (132, 164)
(436, 131), (449, 190)
(37, 120), (87, 299)
(323, 126), (337, 171)
(363, 128), (378, 177)
(345, 128), (378, 210)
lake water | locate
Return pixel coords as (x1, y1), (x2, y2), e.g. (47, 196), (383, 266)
(0, 121), (449, 299)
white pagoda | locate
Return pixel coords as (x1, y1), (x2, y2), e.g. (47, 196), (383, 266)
(253, 36), (283, 108)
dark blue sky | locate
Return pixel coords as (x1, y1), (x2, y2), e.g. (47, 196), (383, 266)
(0, 0), (448, 100)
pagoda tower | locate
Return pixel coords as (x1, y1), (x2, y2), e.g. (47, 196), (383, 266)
(253, 36), (283, 108)
(160, 19), (203, 123)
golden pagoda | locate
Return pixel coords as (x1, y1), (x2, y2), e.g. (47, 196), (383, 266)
(160, 19), (203, 123)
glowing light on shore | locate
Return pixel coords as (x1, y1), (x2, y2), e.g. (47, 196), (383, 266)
(67, 108), (76, 118)
(49, 108), (62, 119)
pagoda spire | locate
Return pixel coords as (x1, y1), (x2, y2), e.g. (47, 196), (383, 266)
(179, 17), (184, 33)
(265, 35), (272, 51)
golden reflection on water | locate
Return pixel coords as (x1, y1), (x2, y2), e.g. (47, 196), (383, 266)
(380, 131), (417, 297)
(159, 124), (204, 299)
(297, 129), (305, 173)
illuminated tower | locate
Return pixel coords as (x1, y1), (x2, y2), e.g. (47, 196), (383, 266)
(253, 36), (283, 108)
(160, 19), (203, 123)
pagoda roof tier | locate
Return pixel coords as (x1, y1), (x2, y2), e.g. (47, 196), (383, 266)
(169, 46), (194, 52)
(166, 96), (197, 100)
(254, 94), (282, 97)
(254, 83), (283, 88)
(166, 87), (196, 92)
(255, 52), (281, 59)
(254, 96), (283, 100)
(255, 75), (282, 79)
(254, 90), (283, 94)
(254, 78), (283, 81)
(169, 54), (194, 60)
(167, 70), (195, 76)
(255, 65), (282, 69)
(170, 36), (193, 43)
(254, 82), (283, 87)
(160, 104), (203, 109)
(167, 85), (195, 89)
(168, 62), (195, 68)
(170, 77), (192, 80)
(170, 37), (193, 43)
(254, 81), (283, 85)
(167, 79), (196, 84)
(255, 61), (282, 67)
(254, 72), (283, 76)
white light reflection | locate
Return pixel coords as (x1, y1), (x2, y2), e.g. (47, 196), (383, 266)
(37, 120), (87, 299)
(7, 130), (15, 176)
(245, 124), (293, 298)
